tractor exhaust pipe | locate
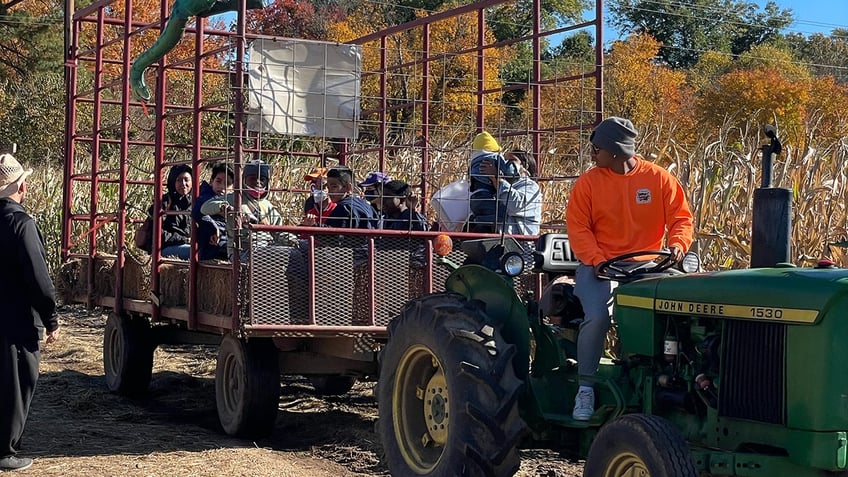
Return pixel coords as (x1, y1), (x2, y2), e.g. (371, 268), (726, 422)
(751, 124), (791, 268)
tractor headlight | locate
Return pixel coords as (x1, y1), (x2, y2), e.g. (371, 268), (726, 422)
(680, 252), (700, 273)
(501, 252), (525, 277)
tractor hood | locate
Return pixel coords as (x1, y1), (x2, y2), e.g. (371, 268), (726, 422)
(615, 267), (848, 325)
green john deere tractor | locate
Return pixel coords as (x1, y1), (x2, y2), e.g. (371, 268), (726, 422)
(376, 233), (848, 476)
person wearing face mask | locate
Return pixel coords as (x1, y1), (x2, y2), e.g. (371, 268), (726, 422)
(301, 169), (336, 226)
(201, 159), (284, 260)
(357, 171), (391, 210)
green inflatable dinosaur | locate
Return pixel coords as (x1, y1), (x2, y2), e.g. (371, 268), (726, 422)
(130, 0), (264, 101)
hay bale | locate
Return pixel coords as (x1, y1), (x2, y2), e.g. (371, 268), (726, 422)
(93, 255), (116, 297)
(122, 253), (151, 300)
(56, 258), (87, 305)
(198, 261), (234, 316)
(56, 254), (124, 304)
(160, 262), (189, 307)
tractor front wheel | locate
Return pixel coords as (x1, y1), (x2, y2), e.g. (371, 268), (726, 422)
(103, 312), (154, 396)
(585, 414), (697, 477)
(215, 335), (280, 437)
(377, 293), (525, 477)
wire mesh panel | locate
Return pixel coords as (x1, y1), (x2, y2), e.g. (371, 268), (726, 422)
(246, 232), (540, 328)
(250, 244), (310, 326)
(373, 236), (430, 324)
(313, 234), (366, 326)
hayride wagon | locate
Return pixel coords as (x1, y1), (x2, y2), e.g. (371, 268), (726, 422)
(58, 0), (604, 438)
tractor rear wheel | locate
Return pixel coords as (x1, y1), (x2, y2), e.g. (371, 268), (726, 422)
(309, 376), (356, 396)
(103, 312), (153, 396)
(585, 414), (697, 477)
(215, 335), (280, 437)
(377, 293), (526, 477)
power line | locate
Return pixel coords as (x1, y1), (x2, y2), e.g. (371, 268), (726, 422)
(612, 0), (846, 39)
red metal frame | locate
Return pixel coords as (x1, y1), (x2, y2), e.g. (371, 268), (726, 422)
(61, 0), (604, 335)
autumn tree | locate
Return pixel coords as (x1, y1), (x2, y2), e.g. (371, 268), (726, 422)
(0, 0), (65, 165)
(604, 34), (691, 147)
(781, 30), (848, 83)
(245, 0), (344, 40)
(695, 45), (811, 145)
(608, 0), (793, 68)
(0, 0), (63, 80)
(805, 76), (848, 143)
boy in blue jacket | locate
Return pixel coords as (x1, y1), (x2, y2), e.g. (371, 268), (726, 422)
(192, 162), (233, 260)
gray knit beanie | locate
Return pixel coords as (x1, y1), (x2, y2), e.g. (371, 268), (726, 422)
(590, 117), (638, 158)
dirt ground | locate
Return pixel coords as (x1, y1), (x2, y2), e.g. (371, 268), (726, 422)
(14, 307), (585, 476)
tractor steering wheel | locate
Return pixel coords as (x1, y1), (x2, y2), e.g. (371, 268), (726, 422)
(596, 250), (677, 281)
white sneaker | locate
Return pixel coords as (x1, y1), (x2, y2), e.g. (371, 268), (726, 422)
(572, 389), (595, 421)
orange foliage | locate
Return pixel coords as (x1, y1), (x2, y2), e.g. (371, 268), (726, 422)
(9, 0), (52, 16)
(697, 67), (810, 143)
(604, 34), (692, 146)
(805, 76), (848, 143)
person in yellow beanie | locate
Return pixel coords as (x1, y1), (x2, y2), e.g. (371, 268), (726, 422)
(468, 131), (518, 232)
(471, 131), (500, 153)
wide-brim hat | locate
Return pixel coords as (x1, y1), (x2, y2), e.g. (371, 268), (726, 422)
(0, 154), (33, 199)
(303, 167), (328, 182)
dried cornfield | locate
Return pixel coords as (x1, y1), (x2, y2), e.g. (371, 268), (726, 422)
(39, 119), (848, 277)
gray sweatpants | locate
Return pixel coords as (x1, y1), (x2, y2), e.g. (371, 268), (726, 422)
(573, 263), (617, 387)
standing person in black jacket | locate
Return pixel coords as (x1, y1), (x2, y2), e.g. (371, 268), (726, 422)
(0, 154), (59, 472)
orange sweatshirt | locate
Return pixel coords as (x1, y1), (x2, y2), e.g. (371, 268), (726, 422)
(565, 157), (694, 266)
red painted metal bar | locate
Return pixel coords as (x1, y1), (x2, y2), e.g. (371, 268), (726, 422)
(378, 36), (386, 168)
(476, 8), (484, 130)
(113, 0), (134, 316)
(307, 235), (316, 325)
(245, 325), (388, 334)
(86, 8), (106, 309)
(231, 0), (248, 333)
(61, 11), (80, 261)
(73, 135), (230, 151)
(149, 0), (170, 324)
(367, 238), (376, 326)
(421, 22), (431, 211)
(532, 0), (542, 165)
(596, 0), (604, 123)
(188, 17), (206, 331)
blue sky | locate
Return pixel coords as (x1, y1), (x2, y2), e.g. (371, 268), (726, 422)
(758, 0), (847, 36)
(599, 0), (846, 43)
(219, 1), (844, 39)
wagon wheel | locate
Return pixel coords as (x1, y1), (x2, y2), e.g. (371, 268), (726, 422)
(103, 312), (154, 396)
(585, 414), (697, 477)
(215, 335), (280, 437)
(377, 293), (526, 476)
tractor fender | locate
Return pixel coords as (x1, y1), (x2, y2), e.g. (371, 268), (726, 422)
(445, 264), (531, 379)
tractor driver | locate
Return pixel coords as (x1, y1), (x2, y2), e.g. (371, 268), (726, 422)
(565, 116), (694, 421)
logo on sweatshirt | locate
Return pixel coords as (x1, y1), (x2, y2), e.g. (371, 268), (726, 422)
(636, 188), (652, 204)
